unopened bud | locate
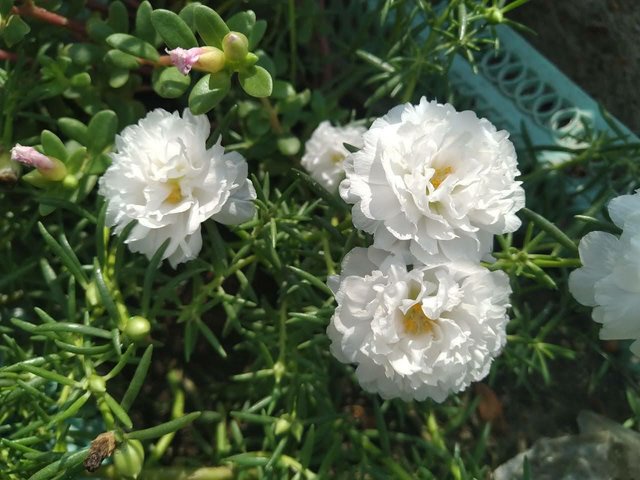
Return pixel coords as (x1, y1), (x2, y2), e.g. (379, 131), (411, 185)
(124, 316), (151, 342)
(486, 7), (504, 24)
(196, 46), (226, 73)
(222, 32), (249, 63)
(88, 374), (106, 394)
(11, 144), (66, 181)
(113, 439), (144, 479)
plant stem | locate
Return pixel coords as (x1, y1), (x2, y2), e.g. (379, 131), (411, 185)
(12, 4), (85, 35)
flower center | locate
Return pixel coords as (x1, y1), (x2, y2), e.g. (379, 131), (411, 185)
(330, 152), (345, 164)
(403, 303), (437, 336)
(165, 179), (183, 204)
(430, 166), (453, 190)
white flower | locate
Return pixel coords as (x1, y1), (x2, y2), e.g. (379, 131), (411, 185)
(326, 247), (511, 402)
(301, 121), (365, 192)
(569, 191), (640, 355)
(99, 108), (256, 267)
(340, 98), (525, 263)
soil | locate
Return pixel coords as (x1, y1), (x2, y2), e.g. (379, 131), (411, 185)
(512, 0), (640, 134)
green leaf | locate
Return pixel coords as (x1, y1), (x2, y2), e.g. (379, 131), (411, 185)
(520, 208), (578, 253)
(22, 364), (78, 387)
(195, 5), (229, 48)
(28, 448), (89, 480)
(226, 10), (256, 38)
(58, 118), (88, 145)
(68, 43), (102, 66)
(104, 393), (133, 429)
(109, 68), (129, 88)
(142, 239), (170, 317)
(87, 110), (118, 154)
(126, 412), (201, 441)
(135, 1), (157, 44)
(238, 66), (273, 98)
(249, 19), (267, 49)
(107, 1), (129, 33)
(178, 3), (200, 32)
(188, 72), (230, 115)
(3, 15), (30, 47)
(0, 0), (13, 16)
(153, 67), (191, 99)
(93, 259), (121, 326)
(37, 222), (89, 286)
(87, 17), (115, 43)
(106, 33), (159, 61)
(150, 9), (198, 49)
(87, 153), (111, 175)
(41, 130), (67, 161)
(121, 345), (153, 411)
(105, 49), (140, 70)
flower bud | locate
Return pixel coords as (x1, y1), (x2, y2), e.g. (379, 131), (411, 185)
(486, 7), (504, 24)
(10, 144), (66, 181)
(63, 174), (78, 190)
(166, 47), (205, 75)
(222, 32), (249, 64)
(0, 150), (19, 184)
(113, 439), (144, 479)
(88, 374), (106, 394)
(196, 46), (226, 73)
(124, 316), (151, 342)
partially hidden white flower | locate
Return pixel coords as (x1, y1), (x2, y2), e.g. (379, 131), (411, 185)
(569, 191), (640, 355)
(326, 247), (511, 402)
(340, 98), (525, 263)
(99, 108), (256, 268)
(301, 121), (365, 192)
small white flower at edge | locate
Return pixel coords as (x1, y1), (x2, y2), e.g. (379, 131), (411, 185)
(301, 121), (366, 192)
(327, 247), (511, 402)
(569, 191), (640, 355)
(99, 108), (256, 268)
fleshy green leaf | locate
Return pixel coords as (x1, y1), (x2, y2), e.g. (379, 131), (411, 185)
(226, 10), (256, 38)
(106, 33), (159, 61)
(153, 67), (191, 99)
(151, 9), (198, 49)
(249, 20), (267, 49)
(238, 66), (273, 98)
(58, 117), (88, 145)
(41, 130), (67, 162)
(107, 1), (129, 33)
(3, 15), (30, 47)
(135, 1), (157, 44)
(195, 5), (229, 48)
(87, 110), (118, 154)
(277, 136), (301, 156)
(105, 49), (140, 70)
(188, 72), (230, 115)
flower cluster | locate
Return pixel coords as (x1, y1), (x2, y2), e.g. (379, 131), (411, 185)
(99, 109), (256, 268)
(327, 98), (524, 401)
(569, 191), (640, 356)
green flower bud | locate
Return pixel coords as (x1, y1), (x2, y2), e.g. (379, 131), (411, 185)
(486, 7), (504, 25)
(273, 360), (285, 383)
(62, 174), (78, 190)
(88, 374), (106, 394)
(196, 46), (226, 74)
(222, 31), (249, 64)
(113, 439), (144, 479)
(124, 316), (151, 342)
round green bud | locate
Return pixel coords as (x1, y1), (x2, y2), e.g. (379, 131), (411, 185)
(486, 7), (504, 25)
(222, 31), (249, 63)
(124, 316), (151, 342)
(62, 174), (78, 190)
(273, 360), (285, 383)
(85, 282), (99, 308)
(88, 374), (106, 394)
(113, 439), (144, 479)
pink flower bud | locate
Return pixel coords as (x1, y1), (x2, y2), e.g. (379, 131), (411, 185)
(11, 144), (55, 170)
(11, 144), (67, 181)
(166, 47), (205, 75)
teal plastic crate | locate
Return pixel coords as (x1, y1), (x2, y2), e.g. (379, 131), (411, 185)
(449, 25), (638, 164)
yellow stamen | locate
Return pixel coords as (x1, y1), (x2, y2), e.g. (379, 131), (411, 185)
(403, 303), (437, 336)
(165, 179), (183, 204)
(430, 166), (453, 189)
(330, 152), (345, 164)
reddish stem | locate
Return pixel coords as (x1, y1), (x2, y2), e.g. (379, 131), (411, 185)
(12, 3), (85, 35)
(0, 50), (18, 62)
